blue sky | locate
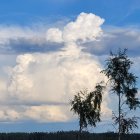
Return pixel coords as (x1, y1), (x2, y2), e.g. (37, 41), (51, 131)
(0, 0), (140, 26)
(0, 0), (140, 133)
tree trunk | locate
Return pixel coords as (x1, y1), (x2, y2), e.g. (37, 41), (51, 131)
(78, 116), (82, 140)
(118, 91), (121, 140)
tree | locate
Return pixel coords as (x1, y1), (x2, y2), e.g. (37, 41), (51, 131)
(102, 49), (140, 140)
(112, 112), (139, 134)
(70, 83), (104, 133)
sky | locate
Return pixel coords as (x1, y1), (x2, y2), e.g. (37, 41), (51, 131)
(0, 0), (140, 133)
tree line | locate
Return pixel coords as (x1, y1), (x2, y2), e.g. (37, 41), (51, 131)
(0, 131), (139, 140)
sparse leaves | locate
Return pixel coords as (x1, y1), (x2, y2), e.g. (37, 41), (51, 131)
(112, 112), (139, 134)
(70, 82), (105, 132)
(102, 48), (140, 137)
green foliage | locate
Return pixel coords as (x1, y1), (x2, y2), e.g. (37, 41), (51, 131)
(101, 48), (140, 136)
(70, 82), (105, 132)
(70, 89), (88, 131)
(102, 49), (139, 109)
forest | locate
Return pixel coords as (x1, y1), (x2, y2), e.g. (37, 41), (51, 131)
(0, 131), (139, 140)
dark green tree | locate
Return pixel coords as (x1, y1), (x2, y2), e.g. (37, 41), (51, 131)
(102, 49), (140, 140)
(70, 89), (88, 133)
(70, 82), (104, 133)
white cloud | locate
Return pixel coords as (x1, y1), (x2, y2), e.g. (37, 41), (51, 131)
(0, 13), (122, 123)
(0, 25), (56, 54)
(7, 45), (110, 122)
(0, 12), (139, 126)
(46, 28), (63, 43)
(0, 106), (21, 122)
(46, 12), (104, 43)
(63, 12), (104, 43)
(24, 105), (70, 122)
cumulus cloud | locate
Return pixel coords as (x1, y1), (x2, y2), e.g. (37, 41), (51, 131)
(1, 13), (140, 125)
(2, 12), (113, 122)
(46, 12), (104, 43)
(1, 14), (140, 57)
(46, 28), (63, 43)
(0, 13), (104, 54)
(3, 12), (140, 123)
(4, 12), (140, 124)
(7, 48), (110, 122)
(63, 12), (104, 43)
